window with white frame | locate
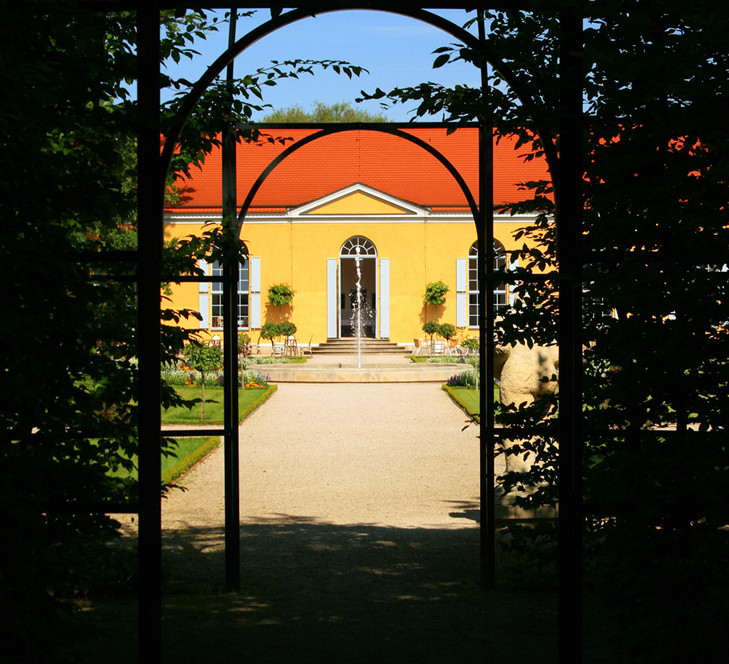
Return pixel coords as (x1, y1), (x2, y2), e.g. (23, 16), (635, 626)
(468, 240), (509, 327)
(210, 259), (249, 330)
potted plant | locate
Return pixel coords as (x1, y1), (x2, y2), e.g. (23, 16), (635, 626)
(267, 283), (295, 307)
(438, 323), (456, 343)
(260, 322), (280, 352)
(278, 321), (297, 338)
(461, 337), (479, 352)
(424, 281), (449, 306)
(422, 320), (440, 347)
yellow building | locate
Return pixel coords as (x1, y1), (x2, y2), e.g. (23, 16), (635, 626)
(163, 127), (550, 348)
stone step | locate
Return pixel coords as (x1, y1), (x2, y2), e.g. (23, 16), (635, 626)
(313, 342), (405, 349)
(312, 338), (410, 355)
(313, 348), (409, 354)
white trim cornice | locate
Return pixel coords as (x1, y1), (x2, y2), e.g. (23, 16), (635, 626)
(163, 211), (540, 226)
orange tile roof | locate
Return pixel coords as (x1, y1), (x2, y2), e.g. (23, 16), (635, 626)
(166, 127), (551, 214)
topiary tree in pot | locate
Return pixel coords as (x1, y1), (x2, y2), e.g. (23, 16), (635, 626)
(423, 281), (449, 333)
(260, 322), (280, 353)
(278, 321), (297, 338)
(461, 337), (479, 352)
(438, 323), (456, 344)
(422, 320), (440, 348)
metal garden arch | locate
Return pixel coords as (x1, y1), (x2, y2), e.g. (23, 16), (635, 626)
(137, 4), (583, 661)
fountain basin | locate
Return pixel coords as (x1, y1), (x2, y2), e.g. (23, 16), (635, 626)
(261, 361), (470, 383)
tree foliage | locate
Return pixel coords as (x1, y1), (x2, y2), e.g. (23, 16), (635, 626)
(267, 282), (295, 306)
(260, 322), (281, 350)
(263, 100), (389, 123)
(362, 3), (729, 659)
(182, 342), (222, 420)
(437, 323), (456, 341)
(165, 67), (369, 183)
(422, 320), (440, 341)
(278, 321), (297, 338)
(0, 3), (369, 660)
(424, 280), (449, 306)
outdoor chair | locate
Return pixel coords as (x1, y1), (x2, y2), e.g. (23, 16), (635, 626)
(299, 336), (314, 357)
(285, 336), (298, 357)
(450, 344), (467, 360)
(432, 341), (446, 356)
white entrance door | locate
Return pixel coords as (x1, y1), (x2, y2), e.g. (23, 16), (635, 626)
(336, 236), (380, 339)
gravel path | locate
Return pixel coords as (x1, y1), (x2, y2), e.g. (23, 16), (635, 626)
(76, 382), (560, 664)
(164, 383), (490, 530)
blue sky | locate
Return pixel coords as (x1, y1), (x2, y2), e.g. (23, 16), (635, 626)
(162, 8), (481, 122)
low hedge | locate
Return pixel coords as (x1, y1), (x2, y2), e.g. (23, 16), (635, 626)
(443, 385), (480, 423)
(239, 384), (277, 421)
(110, 385), (279, 485)
(162, 436), (221, 483)
(163, 385), (277, 482)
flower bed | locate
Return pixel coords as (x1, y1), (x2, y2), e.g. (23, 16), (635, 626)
(162, 363), (270, 388)
(446, 370), (478, 388)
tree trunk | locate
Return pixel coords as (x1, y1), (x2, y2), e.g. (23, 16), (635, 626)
(200, 371), (205, 421)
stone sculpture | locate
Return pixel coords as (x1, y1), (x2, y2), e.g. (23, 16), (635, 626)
(494, 342), (559, 476)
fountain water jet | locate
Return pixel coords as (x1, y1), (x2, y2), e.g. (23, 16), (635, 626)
(354, 245), (363, 368)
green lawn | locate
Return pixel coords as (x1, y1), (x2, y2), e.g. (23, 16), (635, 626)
(162, 436), (220, 482)
(161, 436), (219, 483)
(162, 384), (277, 424)
(109, 436), (220, 484)
(110, 385), (278, 484)
(442, 385), (500, 422)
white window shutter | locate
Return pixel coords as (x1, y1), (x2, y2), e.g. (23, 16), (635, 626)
(250, 256), (261, 293)
(327, 259), (338, 339)
(456, 258), (467, 327)
(379, 258), (390, 339)
(250, 257), (261, 329)
(508, 254), (519, 306)
(456, 293), (467, 328)
(198, 258), (209, 328)
(456, 257), (467, 293)
(198, 258), (209, 288)
(250, 293), (261, 329)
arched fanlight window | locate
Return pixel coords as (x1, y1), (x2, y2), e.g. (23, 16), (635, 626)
(468, 240), (508, 326)
(340, 236), (377, 257)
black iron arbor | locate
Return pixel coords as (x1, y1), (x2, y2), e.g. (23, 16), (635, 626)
(133, 3), (583, 661)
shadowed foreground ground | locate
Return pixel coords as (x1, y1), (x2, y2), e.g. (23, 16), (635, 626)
(69, 382), (570, 662)
(73, 520), (560, 664)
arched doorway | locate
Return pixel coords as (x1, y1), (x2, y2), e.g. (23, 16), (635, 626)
(337, 235), (378, 338)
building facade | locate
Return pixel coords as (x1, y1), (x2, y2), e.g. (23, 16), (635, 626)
(163, 127), (550, 346)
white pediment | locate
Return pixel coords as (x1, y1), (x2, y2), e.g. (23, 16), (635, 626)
(288, 183), (429, 218)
